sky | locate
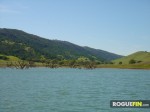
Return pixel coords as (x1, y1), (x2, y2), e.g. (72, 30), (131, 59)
(0, 0), (150, 56)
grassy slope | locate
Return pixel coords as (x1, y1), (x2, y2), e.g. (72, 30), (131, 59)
(113, 51), (150, 64)
(104, 51), (150, 69)
(0, 54), (20, 66)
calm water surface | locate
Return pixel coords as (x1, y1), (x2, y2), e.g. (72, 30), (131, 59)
(0, 68), (150, 112)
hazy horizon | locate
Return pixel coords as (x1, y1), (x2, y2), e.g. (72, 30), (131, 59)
(0, 0), (150, 55)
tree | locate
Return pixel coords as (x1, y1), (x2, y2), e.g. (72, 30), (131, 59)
(45, 59), (58, 68)
(119, 61), (122, 64)
(129, 59), (136, 64)
(84, 61), (96, 69)
(14, 61), (30, 69)
(68, 60), (76, 68)
(0, 55), (8, 60)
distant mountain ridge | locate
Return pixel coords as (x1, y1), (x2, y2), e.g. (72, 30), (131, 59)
(0, 28), (123, 61)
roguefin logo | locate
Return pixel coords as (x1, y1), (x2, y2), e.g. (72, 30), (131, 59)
(110, 100), (150, 108)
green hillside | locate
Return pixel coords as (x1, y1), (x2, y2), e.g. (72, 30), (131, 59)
(113, 51), (150, 65)
(0, 28), (122, 62)
(0, 54), (20, 66)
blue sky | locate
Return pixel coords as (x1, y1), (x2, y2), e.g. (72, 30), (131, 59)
(0, 0), (150, 55)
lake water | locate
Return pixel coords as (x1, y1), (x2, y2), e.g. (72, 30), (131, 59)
(0, 68), (150, 112)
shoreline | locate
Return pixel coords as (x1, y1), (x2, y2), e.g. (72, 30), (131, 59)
(0, 61), (150, 70)
(0, 65), (150, 70)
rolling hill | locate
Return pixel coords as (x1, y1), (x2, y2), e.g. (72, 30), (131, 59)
(113, 51), (150, 65)
(0, 28), (122, 62)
